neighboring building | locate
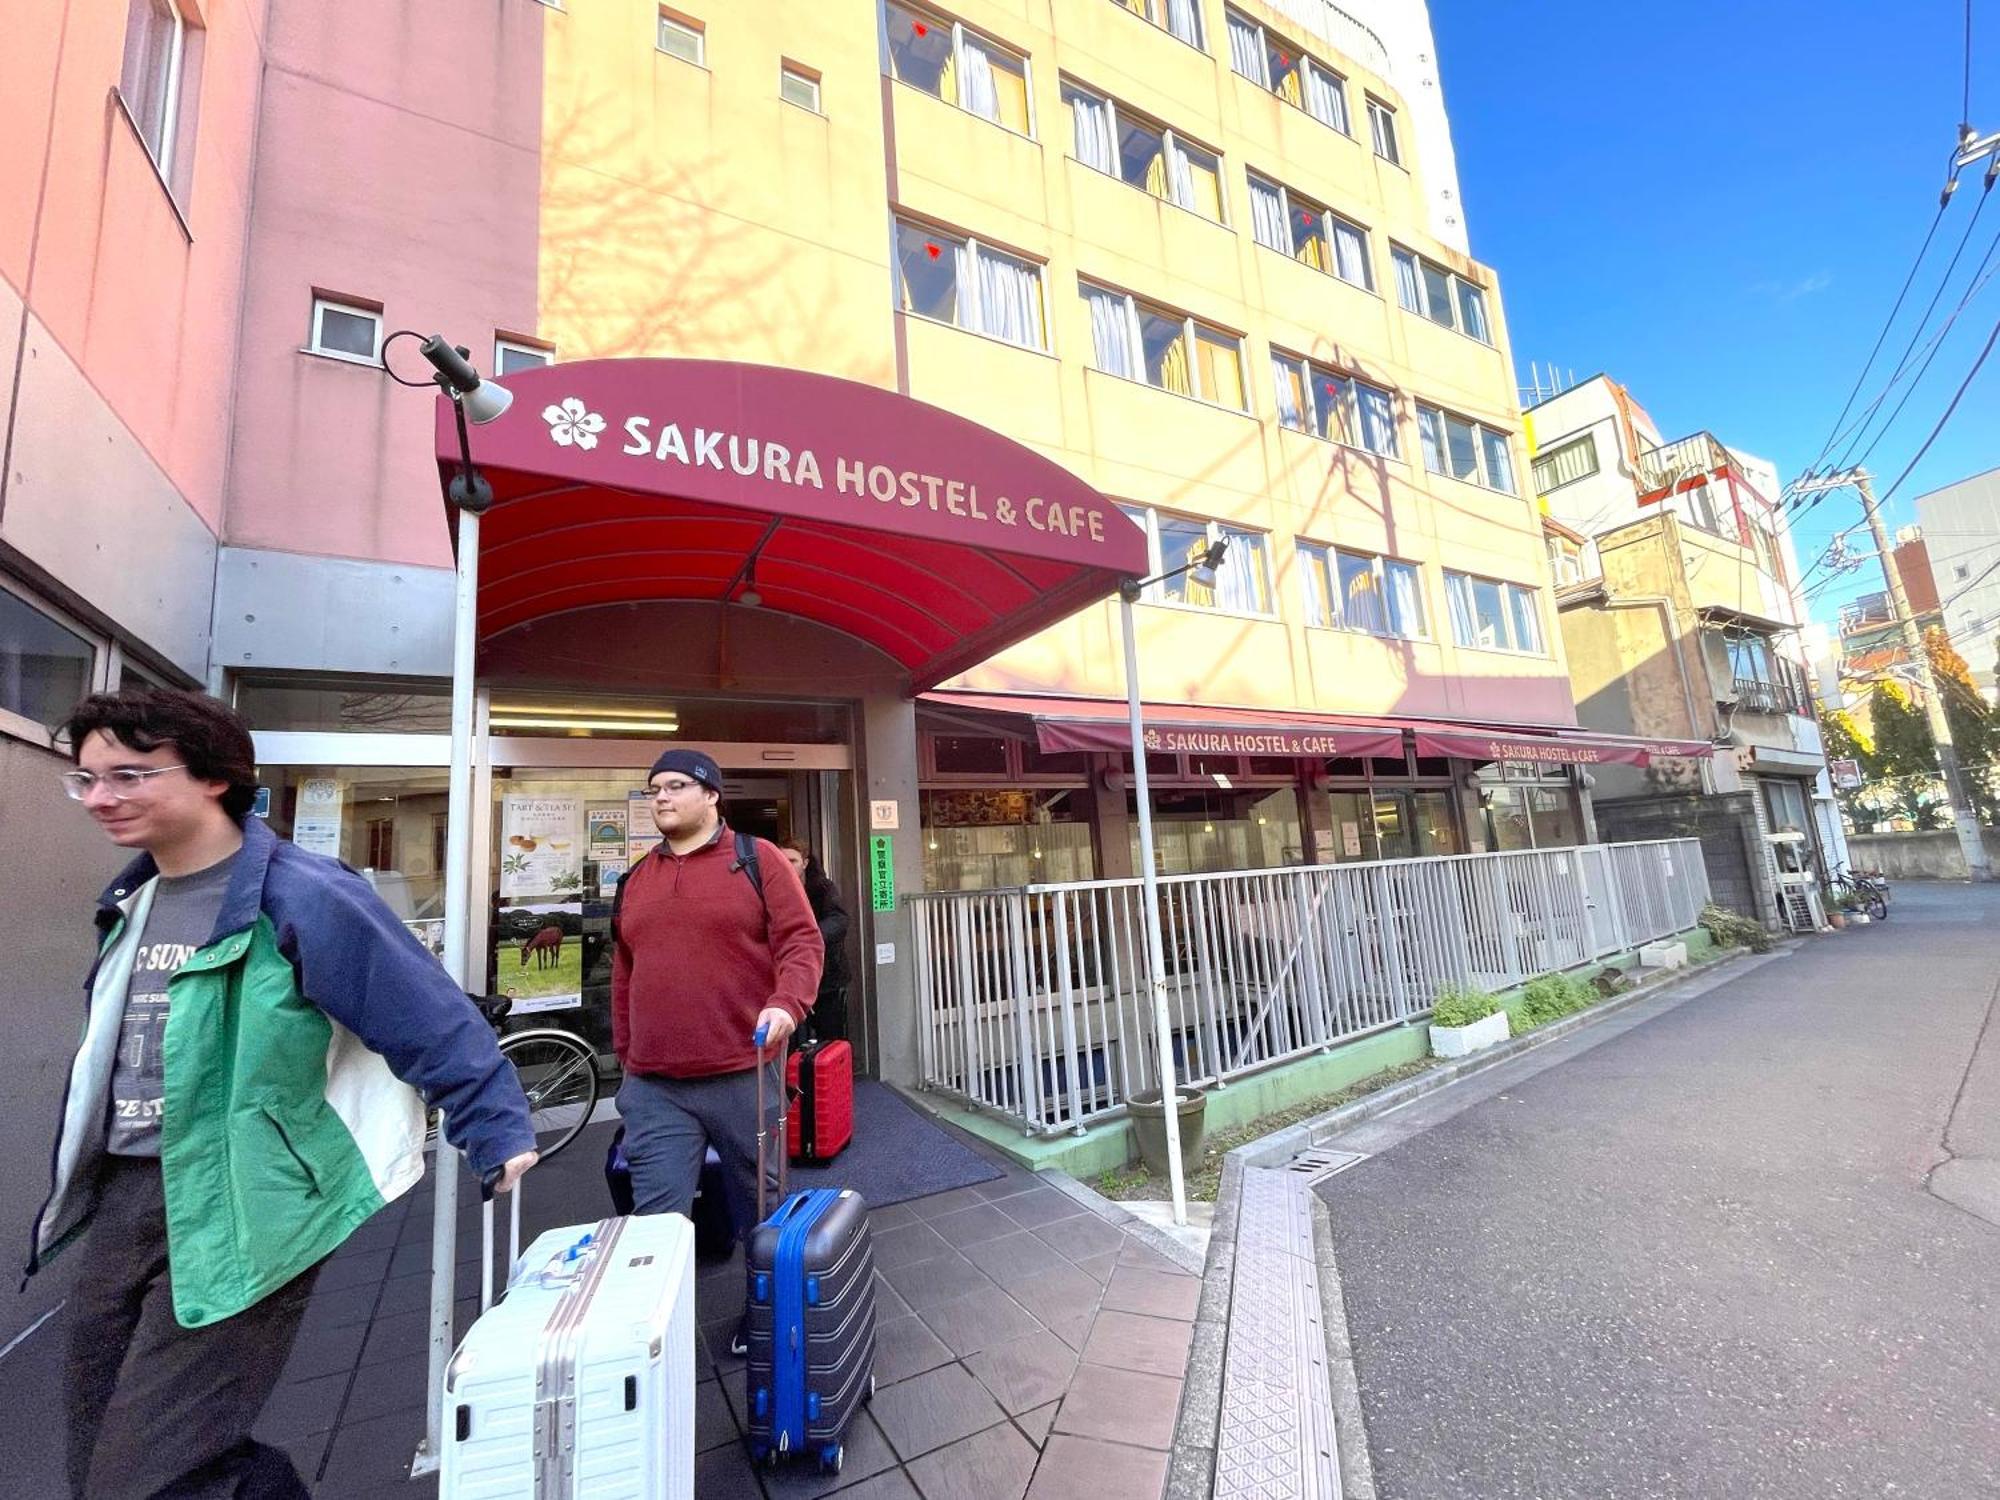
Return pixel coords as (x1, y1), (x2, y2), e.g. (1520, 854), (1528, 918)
(1914, 467), (2000, 699)
(5, 0), (1649, 1128)
(1835, 527), (1942, 685)
(1525, 375), (1841, 925)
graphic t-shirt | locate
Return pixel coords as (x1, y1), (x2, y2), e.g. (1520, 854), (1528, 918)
(106, 853), (238, 1157)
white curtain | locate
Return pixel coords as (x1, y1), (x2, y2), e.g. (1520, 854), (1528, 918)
(1356, 384), (1396, 456)
(1086, 287), (1137, 378)
(1248, 177), (1289, 253)
(1446, 575), (1477, 648)
(1417, 407), (1445, 474)
(1301, 548), (1329, 628)
(951, 240), (977, 331)
(1069, 90), (1115, 173)
(1226, 14), (1265, 82)
(1393, 250), (1423, 314)
(1482, 429), (1516, 492)
(1303, 64), (1346, 130)
(1167, 139), (1196, 210)
(1271, 357), (1305, 430)
(1166, 0), (1200, 46)
(1330, 219), (1368, 285)
(958, 38), (998, 122)
(1214, 533), (1261, 613)
(1387, 563), (1423, 636)
(975, 251), (1040, 348)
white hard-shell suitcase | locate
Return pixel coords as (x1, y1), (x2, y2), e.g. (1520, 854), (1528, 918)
(441, 1210), (697, 1499)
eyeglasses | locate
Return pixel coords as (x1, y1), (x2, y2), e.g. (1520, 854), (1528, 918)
(648, 778), (705, 798)
(60, 765), (188, 802)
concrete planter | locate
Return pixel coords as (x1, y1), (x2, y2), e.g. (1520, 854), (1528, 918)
(1429, 1008), (1511, 1059)
(1127, 1088), (1207, 1176)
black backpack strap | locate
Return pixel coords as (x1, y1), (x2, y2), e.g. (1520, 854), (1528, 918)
(609, 847), (639, 944)
(732, 830), (766, 908)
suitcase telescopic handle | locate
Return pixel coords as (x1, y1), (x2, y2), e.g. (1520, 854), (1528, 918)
(753, 1024), (788, 1222)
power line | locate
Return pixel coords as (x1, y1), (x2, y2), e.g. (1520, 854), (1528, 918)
(1872, 313), (2000, 510)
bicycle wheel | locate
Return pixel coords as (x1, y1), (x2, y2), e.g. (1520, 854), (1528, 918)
(499, 1029), (602, 1159)
(1863, 890), (1887, 922)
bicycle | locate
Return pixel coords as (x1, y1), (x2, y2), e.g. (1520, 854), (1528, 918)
(428, 994), (603, 1160)
(1827, 863), (1888, 923)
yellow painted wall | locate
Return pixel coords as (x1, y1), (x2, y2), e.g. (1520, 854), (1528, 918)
(533, 0), (1576, 727)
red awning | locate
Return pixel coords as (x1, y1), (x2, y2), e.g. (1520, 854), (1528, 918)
(922, 691), (1715, 766)
(435, 360), (1147, 690)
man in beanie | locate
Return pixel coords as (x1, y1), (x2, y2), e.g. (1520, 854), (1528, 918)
(612, 748), (822, 1350)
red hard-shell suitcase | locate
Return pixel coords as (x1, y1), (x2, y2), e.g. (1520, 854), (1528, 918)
(786, 1039), (854, 1163)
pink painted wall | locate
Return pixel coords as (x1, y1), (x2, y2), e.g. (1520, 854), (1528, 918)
(222, 3), (546, 567)
(2, 0), (268, 534)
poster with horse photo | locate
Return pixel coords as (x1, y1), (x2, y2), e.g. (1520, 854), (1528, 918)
(493, 901), (585, 1013)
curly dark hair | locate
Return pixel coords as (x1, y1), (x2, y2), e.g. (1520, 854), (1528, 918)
(63, 688), (261, 820)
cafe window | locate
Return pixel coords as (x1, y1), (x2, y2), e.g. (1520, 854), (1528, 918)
(1130, 785), (1301, 874)
(930, 733), (1011, 775)
(922, 788), (1095, 889)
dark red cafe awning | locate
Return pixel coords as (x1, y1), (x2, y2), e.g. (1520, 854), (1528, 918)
(435, 360), (1147, 690)
(922, 691), (1715, 767)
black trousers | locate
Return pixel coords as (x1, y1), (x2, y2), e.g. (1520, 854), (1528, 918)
(63, 1155), (322, 1499)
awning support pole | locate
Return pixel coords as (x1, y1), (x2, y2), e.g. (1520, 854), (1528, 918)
(1120, 592), (1187, 1227)
(413, 496), (482, 1476)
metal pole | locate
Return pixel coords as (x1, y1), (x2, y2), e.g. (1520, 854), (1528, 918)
(414, 498), (482, 1476)
(1120, 593), (1187, 1226)
(1855, 471), (1991, 880)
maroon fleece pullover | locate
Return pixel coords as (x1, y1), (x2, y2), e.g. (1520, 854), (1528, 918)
(611, 823), (823, 1078)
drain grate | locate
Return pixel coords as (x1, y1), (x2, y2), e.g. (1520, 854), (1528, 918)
(1283, 1148), (1367, 1186)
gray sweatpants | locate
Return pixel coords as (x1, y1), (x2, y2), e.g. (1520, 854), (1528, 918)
(617, 1059), (785, 1237)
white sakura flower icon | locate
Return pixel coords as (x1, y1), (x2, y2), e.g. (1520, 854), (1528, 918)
(541, 397), (607, 451)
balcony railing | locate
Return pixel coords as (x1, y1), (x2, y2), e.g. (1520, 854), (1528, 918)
(1634, 432), (1739, 500)
(911, 839), (1710, 1135)
(1731, 675), (1806, 716)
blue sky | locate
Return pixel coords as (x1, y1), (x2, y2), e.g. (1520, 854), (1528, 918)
(1432, 0), (1999, 625)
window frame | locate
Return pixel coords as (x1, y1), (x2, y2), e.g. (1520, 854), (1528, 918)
(1390, 245), (1495, 346)
(121, 0), (188, 182)
(1445, 570), (1546, 655)
(1366, 95), (1402, 165)
(307, 296), (384, 366)
(895, 218), (1051, 352)
(1300, 542), (1428, 639)
(1225, 8), (1353, 136)
(885, 2), (1036, 138)
(1270, 350), (1399, 458)
(1081, 281), (1248, 411)
(1531, 432), (1600, 493)
(0, 572), (112, 750)
(1063, 81), (1226, 224)
(1108, 0), (1206, 52)
(494, 337), (555, 377)
(655, 8), (705, 65)
(1119, 505), (1274, 616)
(1417, 402), (1517, 493)
(780, 61), (823, 112)
(1246, 171), (1373, 290)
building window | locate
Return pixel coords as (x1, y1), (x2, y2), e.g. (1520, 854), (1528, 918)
(1109, 0), (1205, 50)
(1724, 633), (1808, 713)
(1366, 96), (1401, 164)
(1417, 403), (1516, 492)
(1225, 9), (1349, 133)
(308, 297), (383, 364)
(494, 338), (554, 377)
(896, 220), (1047, 349)
(1120, 506), (1272, 614)
(121, 0), (190, 182)
(656, 9), (704, 64)
(1082, 283), (1246, 409)
(1445, 572), (1544, 653)
(0, 578), (102, 742)
(885, 3), (1032, 136)
(1064, 84), (1224, 222)
(1301, 545), (1426, 638)
(1391, 247), (1492, 345)
(780, 62), (822, 111)
(1246, 174), (1371, 289)
(1271, 353), (1396, 457)
(1531, 432), (1599, 493)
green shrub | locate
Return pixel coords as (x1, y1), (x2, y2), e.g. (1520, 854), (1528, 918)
(1431, 983), (1501, 1028)
(1699, 903), (1773, 952)
(1515, 972), (1595, 1029)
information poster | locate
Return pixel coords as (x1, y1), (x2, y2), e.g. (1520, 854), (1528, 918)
(626, 789), (662, 864)
(587, 803), (627, 848)
(499, 796), (584, 898)
(869, 834), (896, 913)
(293, 777), (345, 857)
(1341, 821), (1363, 858)
(493, 901), (584, 1013)
(596, 857), (629, 898)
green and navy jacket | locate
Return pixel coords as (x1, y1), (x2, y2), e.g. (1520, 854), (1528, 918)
(27, 817), (537, 1328)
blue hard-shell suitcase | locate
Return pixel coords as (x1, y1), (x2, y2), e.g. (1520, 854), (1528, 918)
(742, 1030), (876, 1475)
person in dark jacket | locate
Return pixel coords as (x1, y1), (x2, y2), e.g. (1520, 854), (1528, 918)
(782, 841), (851, 1042)
(33, 688), (538, 1500)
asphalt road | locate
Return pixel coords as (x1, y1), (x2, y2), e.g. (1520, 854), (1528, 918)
(1318, 883), (2000, 1500)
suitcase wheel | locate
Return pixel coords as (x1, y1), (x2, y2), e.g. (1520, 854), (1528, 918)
(819, 1443), (843, 1475)
(866, 1374), (877, 1403)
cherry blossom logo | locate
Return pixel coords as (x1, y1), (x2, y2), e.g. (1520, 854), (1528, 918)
(541, 396), (607, 451)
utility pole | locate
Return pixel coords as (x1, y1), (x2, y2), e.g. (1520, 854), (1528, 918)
(1796, 467), (1992, 880)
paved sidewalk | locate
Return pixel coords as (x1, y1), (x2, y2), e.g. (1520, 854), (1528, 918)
(1, 1118), (1199, 1499)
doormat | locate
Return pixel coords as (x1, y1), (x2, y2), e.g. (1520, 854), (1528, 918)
(787, 1082), (1004, 1207)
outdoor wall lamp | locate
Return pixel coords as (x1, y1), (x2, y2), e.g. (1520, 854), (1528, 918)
(1119, 536), (1230, 602)
(384, 330), (513, 513)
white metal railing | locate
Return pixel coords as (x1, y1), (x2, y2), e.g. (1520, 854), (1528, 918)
(911, 839), (1709, 1135)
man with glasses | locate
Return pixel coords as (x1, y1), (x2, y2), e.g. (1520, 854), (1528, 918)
(30, 688), (539, 1499)
(612, 748), (822, 1352)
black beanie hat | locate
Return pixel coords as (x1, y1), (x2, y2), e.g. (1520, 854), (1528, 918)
(648, 748), (724, 794)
